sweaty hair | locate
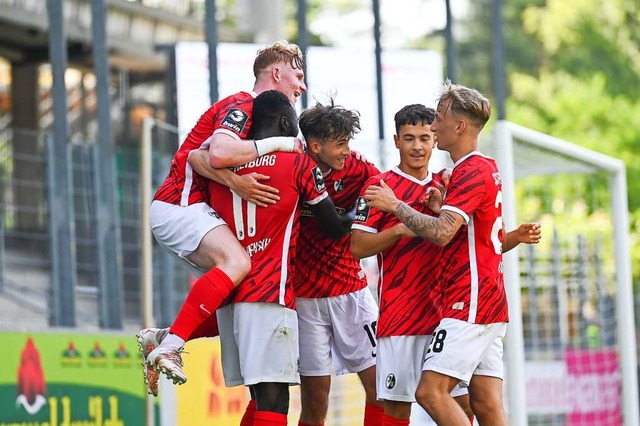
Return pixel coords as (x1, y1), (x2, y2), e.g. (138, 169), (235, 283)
(299, 99), (361, 144)
(253, 40), (304, 77)
(252, 90), (298, 138)
(394, 104), (435, 135)
(438, 80), (491, 129)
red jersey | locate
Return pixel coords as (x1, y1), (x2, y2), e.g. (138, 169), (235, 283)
(154, 91), (254, 206)
(439, 152), (508, 324)
(209, 153), (328, 308)
(352, 168), (443, 337)
(292, 152), (380, 298)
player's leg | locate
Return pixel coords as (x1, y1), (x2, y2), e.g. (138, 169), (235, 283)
(296, 297), (334, 425)
(299, 375), (331, 425)
(377, 335), (432, 426)
(357, 366), (384, 426)
(415, 371), (468, 425)
(235, 302), (299, 426)
(416, 319), (506, 425)
(328, 289), (382, 425)
(468, 376), (507, 425)
(468, 329), (508, 425)
(144, 202), (250, 385)
(452, 386), (475, 425)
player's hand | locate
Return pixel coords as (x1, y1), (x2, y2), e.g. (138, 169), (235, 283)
(231, 172), (280, 207)
(421, 182), (445, 213)
(439, 168), (453, 189)
(517, 222), (541, 244)
(364, 180), (401, 213)
(293, 138), (305, 153)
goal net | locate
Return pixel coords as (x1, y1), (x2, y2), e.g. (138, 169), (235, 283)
(487, 121), (638, 426)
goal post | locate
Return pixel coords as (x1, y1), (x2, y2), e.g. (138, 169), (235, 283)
(491, 120), (639, 426)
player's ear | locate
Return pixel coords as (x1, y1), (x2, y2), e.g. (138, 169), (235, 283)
(456, 119), (466, 134)
(272, 65), (281, 82)
(280, 116), (289, 134)
(393, 134), (400, 149)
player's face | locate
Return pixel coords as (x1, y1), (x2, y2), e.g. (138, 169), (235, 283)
(430, 101), (457, 153)
(313, 136), (351, 172)
(394, 124), (435, 174)
(275, 62), (307, 104)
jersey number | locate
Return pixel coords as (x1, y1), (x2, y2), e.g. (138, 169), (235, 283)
(490, 190), (503, 254)
(426, 329), (447, 354)
(231, 190), (256, 241)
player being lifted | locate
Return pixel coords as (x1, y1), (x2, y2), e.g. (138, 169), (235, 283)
(209, 90), (355, 426)
(364, 82), (541, 426)
(137, 40), (306, 395)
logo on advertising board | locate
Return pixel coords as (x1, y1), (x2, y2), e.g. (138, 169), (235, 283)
(0, 333), (145, 425)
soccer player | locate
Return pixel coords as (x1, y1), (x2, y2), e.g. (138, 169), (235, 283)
(293, 100), (384, 426)
(352, 104), (541, 425)
(350, 104), (447, 426)
(138, 40), (307, 394)
(210, 90), (355, 426)
(363, 81), (537, 425)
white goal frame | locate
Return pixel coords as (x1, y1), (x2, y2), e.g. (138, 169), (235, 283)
(492, 120), (639, 426)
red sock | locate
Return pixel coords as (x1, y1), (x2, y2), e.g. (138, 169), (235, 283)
(188, 312), (220, 340)
(170, 267), (234, 340)
(240, 399), (256, 426)
(381, 413), (409, 426)
(298, 422), (323, 426)
(364, 402), (384, 426)
(253, 411), (287, 425)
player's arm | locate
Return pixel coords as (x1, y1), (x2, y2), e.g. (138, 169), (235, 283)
(503, 222), (541, 253)
(187, 149), (280, 207)
(350, 224), (415, 259)
(208, 133), (304, 168)
(308, 197), (355, 240)
(364, 179), (464, 246)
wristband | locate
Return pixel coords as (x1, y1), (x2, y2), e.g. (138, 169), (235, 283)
(254, 136), (296, 157)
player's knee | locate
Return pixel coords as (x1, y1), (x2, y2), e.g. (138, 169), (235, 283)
(469, 393), (500, 418)
(253, 382), (289, 414)
(218, 250), (251, 285)
(415, 386), (444, 413)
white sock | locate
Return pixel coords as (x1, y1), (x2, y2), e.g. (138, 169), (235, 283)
(161, 333), (186, 349)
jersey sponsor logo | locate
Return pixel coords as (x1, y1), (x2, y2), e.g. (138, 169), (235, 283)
(492, 172), (501, 186)
(300, 203), (345, 218)
(333, 179), (345, 193)
(246, 238), (271, 257)
(221, 108), (249, 133)
(385, 373), (396, 389)
(354, 196), (370, 222)
(300, 202), (313, 217)
(231, 154), (277, 172)
(312, 166), (326, 192)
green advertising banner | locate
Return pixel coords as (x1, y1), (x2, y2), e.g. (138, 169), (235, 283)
(0, 332), (148, 426)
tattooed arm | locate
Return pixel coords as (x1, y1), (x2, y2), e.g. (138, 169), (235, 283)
(364, 179), (464, 246)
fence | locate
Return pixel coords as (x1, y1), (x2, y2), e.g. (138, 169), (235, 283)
(0, 124), (638, 424)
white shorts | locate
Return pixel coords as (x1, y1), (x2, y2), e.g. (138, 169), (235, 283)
(150, 200), (225, 260)
(376, 335), (469, 403)
(297, 287), (378, 376)
(423, 318), (507, 386)
(377, 335), (431, 402)
(216, 302), (300, 387)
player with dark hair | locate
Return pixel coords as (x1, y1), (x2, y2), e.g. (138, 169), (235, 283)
(137, 41), (307, 395)
(209, 89), (355, 426)
(364, 82), (540, 425)
(294, 100), (384, 426)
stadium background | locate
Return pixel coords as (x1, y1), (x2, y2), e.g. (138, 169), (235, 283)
(1, 1), (639, 425)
